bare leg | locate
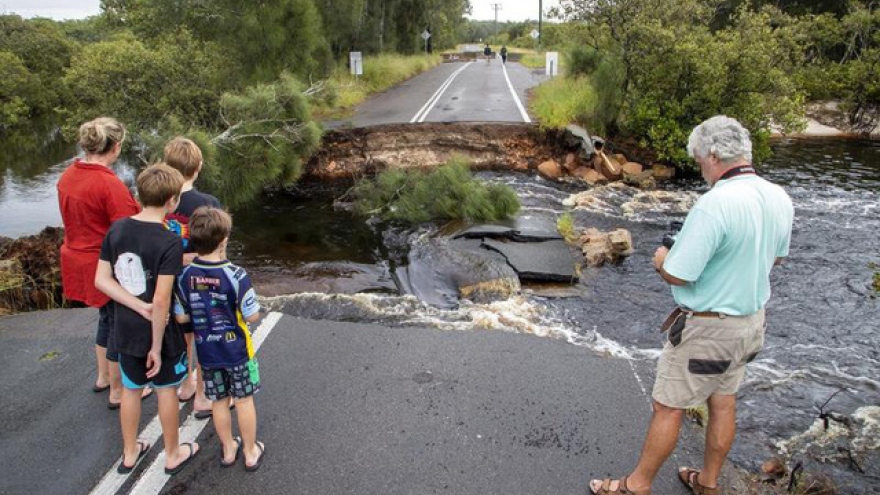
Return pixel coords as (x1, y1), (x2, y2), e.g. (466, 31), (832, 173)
(177, 335), (197, 400)
(699, 394), (735, 488)
(193, 367), (213, 413)
(108, 358), (123, 404)
(212, 397), (236, 462)
(95, 345), (109, 388)
(119, 387), (143, 466)
(235, 396), (261, 466)
(590, 400), (684, 493)
(156, 386), (199, 469)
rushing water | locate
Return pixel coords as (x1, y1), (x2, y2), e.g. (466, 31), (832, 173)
(1, 137), (878, 492)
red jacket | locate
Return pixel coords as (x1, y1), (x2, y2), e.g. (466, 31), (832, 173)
(57, 160), (141, 307)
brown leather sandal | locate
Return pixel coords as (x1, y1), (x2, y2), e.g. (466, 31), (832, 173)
(589, 476), (651, 495)
(678, 467), (719, 495)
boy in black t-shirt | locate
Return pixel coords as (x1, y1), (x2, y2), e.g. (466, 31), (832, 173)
(162, 137), (223, 416)
(96, 163), (200, 475)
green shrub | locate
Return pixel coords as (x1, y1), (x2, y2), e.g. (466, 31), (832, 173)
(566, 45), (601, 77)
(353, 158), (520, 223)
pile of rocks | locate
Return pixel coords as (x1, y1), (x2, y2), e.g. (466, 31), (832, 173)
(578, 228), (634, 267)
(538, 150), (676, 189)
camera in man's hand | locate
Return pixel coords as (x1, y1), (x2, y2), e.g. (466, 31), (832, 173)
(662, 221), (683, 249)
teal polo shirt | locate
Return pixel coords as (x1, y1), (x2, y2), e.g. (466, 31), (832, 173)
(663, 175), (794, 315)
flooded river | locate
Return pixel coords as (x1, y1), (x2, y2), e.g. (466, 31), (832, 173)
(1, 137), (878, 492)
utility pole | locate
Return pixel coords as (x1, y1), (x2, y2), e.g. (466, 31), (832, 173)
(538, 0), (543, 50)
(490, 3), (502, 43)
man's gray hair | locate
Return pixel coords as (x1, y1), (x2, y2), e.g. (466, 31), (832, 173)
(687, 115), (752, 164)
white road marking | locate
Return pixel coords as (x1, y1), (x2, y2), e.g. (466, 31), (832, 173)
(88, 311), (284, 495)
(410, 62), (473, 123)
(501, 62), (532, 123)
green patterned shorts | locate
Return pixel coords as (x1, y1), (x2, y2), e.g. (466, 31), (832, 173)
(202, 359), (261, 400)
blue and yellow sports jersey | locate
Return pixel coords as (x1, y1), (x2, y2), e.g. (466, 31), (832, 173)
(174, 259), (260, 368)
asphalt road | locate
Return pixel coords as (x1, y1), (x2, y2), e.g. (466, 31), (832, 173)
(348, 60), (546, 127)
(0, 308), (705, 495)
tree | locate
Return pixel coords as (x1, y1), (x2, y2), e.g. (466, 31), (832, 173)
(0, 52), (39, 127)
(61, 31), (229, 135)
(551, 0), (805, 167)
(0, 15), (77, 118)
(99, 0), (331, 84)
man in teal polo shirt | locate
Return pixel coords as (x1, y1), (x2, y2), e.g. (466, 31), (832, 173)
(589, 116), (794, 495)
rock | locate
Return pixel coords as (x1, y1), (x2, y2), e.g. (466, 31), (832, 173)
(794, 472), (838, 495)
(761, 457), (787, 476)
(651, 163), (676, 180)
(538, 160), (564, 180)
(573, 167), (606, 185)
(563, 153), (579, 172)
(621, 162), (643, 176)
(327, 160), (338, 172)
(623, 170), (656, 189)
(613, 153), (628, 165)
(578, 227), (634, 267)
(607, 229), (634, 256)
(513, 159), (530, 171)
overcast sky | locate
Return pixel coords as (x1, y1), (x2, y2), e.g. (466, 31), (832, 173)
(3, 0), (558, 22)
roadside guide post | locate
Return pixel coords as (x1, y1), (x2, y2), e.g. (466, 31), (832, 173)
(349, 51), (363, 79)
(421, 30), (431, 55)
(546, 51), (558, 78)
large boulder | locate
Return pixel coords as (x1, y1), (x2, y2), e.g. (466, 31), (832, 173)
(652, 163), (676, 180)
(579, 227), (634, 267)
(538, 160), (564, 180)
(621, 162), (644, 176)
(573, 167), (607, 185)
(563, 153), (580, 172)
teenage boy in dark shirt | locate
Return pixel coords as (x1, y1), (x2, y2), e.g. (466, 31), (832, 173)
(162, 137), (222, 416)
(174, 207), (266, 471)
(95, 163), (200, 475)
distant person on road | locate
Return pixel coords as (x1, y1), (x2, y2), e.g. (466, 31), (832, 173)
(500, 45), (508, 64)
(162, 137), (223, 418)
(95, 164), (199, 475)
(588, 116), (794, 495)
(57, 117), (142, 407)
(174, 207), (265, 471)
(484, 43), (492, 63)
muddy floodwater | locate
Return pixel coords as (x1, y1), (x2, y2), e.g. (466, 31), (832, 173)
(1, 137), (878, 493)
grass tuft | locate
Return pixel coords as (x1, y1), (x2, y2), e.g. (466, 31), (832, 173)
(529, 75), (597, 130)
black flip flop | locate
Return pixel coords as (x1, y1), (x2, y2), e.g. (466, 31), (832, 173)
(220, 437), (241, 468)
(165, 443), (199, 475)
(93, 384), (110, 393)
(117, 441), (151, 474)
(244, 441), (265, 472)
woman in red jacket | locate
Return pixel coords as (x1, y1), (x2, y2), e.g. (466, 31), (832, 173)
(57, 117), (142, 408)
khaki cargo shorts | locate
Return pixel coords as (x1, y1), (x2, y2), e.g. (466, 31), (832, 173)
(652, 309), (765, 409)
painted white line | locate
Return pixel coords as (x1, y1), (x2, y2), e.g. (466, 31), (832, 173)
(88, 311), (284, 495)
(410, 62), (472, 123)
(501, 62), (532, 123)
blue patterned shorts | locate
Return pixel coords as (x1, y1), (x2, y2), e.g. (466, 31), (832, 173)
(202, 359), (261, 401)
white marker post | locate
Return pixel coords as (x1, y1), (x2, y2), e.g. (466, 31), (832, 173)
(421, 30), (431, 54)
(546, 51), (559, 78)
(349, 51), (363, 79)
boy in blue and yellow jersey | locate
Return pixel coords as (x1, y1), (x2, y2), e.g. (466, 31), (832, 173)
(173, 207), (266, 471)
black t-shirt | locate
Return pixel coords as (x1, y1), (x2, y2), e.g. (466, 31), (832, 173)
(165, 188), (222, 253)
(100, 218), (185, 358)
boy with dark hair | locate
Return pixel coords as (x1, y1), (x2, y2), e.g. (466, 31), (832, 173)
(162, 136), (223, 415)
(95, 163), (200, 475)
(174, 207), (266, 471)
